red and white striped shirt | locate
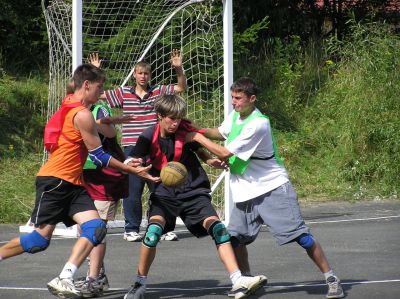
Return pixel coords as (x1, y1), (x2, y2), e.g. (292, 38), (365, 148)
(105, 84), (174, 146)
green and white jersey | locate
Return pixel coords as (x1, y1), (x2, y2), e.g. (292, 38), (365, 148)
(218, 109), (289, 203)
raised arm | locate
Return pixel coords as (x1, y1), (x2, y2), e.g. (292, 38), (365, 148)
(74, 109), (160, 182)
(87, 53), (108, 101)
(170, 49), (187, 93)
(88, 53), (102, 68)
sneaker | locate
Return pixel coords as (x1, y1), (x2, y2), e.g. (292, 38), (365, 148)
(161, 231), (179, 241)
(124, 232), (142, 242)
(227, 275), (267, 297)
(98, 273), (110, 291)
(74, 276), (87, 289)
(230, 275), (267, 299)
(78, 277), (103, 298)
(124, 282), (146, 299)
(47, 277), (81, 298)
(326, 276), (345, 298)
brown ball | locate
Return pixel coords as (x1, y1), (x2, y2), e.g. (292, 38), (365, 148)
(160, 161), (188, 188)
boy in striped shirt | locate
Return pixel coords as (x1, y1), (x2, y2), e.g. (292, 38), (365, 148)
(99, 49), (186, 242)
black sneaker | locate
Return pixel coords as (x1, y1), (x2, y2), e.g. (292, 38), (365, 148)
(326, 276), (345, 298)
(124, 282), (146, 299)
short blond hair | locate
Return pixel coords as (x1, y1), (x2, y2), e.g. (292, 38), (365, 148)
(134, 61), (151, 73)
(154, 94), (187, 119)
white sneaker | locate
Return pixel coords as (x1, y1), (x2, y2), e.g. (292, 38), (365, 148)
(231, 275), (267, 299)
(326, 276), (345, 298)
(228, 275), (267, 297)
(124, 232), (142, 242)
(47, 277), (81, 298)
(161, 231), (179, 241)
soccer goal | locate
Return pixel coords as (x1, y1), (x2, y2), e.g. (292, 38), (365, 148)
(20, 0), (233, 236)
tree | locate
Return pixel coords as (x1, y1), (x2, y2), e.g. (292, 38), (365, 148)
(0, 0), (48, 76)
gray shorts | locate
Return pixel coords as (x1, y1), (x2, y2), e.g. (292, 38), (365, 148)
(227, 181), (310, 246)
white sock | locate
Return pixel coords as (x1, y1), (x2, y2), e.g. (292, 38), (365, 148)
(230, 269), (242, 285)
(0, 256), (3, 262)
(59, 262), (78, 280)
(136, 275), (147, 286)
(324, 269), (335, 280)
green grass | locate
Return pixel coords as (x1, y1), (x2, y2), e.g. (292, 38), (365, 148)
(0, 153), (42, 223)
(284, 22), (399, 200)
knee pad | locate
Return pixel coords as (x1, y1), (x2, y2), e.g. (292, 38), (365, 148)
(80, 219), (107, 246)
(208, 221), (231, 246)
(143, 223), (163, 248)
(20, 230), (50, 254)
(296, 233), (315, 249)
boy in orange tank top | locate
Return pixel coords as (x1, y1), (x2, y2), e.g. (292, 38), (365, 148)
(0, 63), (160, 299)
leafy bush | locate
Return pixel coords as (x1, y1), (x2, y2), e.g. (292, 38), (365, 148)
(291, 21), (400, 199)
(0, 74), (48, 157)
(0, 153), (41, 223)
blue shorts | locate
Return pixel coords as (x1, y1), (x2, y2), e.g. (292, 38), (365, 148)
(227, 181), (310, 246)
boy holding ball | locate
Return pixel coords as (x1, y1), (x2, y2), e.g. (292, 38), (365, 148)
(122, 94), (267, 299)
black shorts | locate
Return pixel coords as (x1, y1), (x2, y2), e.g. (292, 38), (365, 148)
(148, 194), (218, 238)
(31, 176), (97, 227)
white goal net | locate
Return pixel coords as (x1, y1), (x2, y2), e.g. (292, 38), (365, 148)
(22, 0), (227, 235)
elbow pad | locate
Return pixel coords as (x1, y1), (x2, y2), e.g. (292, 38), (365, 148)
(89, 145), (112, 168)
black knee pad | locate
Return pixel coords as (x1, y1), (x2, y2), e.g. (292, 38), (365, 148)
(208, 221), (231, 246)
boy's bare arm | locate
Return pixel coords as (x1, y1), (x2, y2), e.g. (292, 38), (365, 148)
(74, 109), (160, 182)
(186, 132), (232, 161)
(195, 147), (228, 170)
(171, 49), (187, 93)
(202, 128), (226, 141)
(95, 118), (116, 138)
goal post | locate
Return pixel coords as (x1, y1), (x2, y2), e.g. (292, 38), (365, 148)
(222, 0), (233, 225)
(20, 0), (233, 236)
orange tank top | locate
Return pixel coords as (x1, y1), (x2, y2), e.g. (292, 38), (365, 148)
(37, 100), (88, 185)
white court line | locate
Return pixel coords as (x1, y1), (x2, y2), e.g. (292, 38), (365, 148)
(1, 214), (399, 244)
(306, 215), (400, 225)
(1, 279), (400, 292)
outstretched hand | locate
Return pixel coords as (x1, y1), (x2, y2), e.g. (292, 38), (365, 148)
(124, 158), (161, 183)
(88, 53), (102, 68)
(170, 49), (183, 69)
(127, 164), (161, 183)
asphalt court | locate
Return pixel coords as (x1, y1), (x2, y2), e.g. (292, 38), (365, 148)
(1, 200), (399, 299)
